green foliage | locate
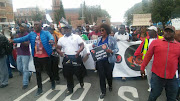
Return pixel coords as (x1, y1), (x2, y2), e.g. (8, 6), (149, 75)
(124, 2), (150, 26)
(79, 1), (111, 24)
(32, 7), (44, 22)
(54, 0), (66, 25)
(151, 0), (174, 28)
(124, 0), (180, 28)
(171, 0), (180, 18)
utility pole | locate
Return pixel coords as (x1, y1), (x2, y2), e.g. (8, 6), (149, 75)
(81, 0), (85, 20)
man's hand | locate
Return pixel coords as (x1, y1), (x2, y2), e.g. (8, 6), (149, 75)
(179, 74), (180, 79)
(9, 39), (14, 43)
(106, 49), (113, 53)
(49, 40), (54, 44)
(59, 51), (65, 57)
(75, 51), (80, 58)
(140, 70), (145, 78)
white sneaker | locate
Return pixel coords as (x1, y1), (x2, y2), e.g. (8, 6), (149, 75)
(148, 88), (151, 92)
(94, 70), (97, 73)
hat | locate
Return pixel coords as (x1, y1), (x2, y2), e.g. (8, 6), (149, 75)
(19, 23), (27, 28)
(148, 26), (157, 32)
(165, 26), (175, 32)
(60, 18), (72, 29)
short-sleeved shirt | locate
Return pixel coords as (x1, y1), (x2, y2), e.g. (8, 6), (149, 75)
(17, 32), (30, 56)
(58, 33), (83, 55)
(114, 32), (129, 41)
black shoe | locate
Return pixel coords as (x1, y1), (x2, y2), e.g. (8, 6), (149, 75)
(56, 80), (60, 84)
(0, 84), (8, 88)
(109, 86), (112, 92)
(35, 88), (43, 96)
(100, 93), (106, 99)
(9, 75), (13, 79)
(22, 85), (28, 89)
(51, 81), (56, 90)
(65, 91), (73, 96)
(80, 83), (84, 88)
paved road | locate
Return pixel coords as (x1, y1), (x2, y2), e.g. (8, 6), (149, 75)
(0, 70), (166, 101)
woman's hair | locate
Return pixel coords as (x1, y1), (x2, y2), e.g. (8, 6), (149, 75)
(100, 23), (111, 35)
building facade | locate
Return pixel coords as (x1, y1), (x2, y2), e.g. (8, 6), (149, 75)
(14, 8), (37, 22)
(0, 0), (14, 22)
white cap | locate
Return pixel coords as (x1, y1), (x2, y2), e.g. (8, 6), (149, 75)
(148, 26), (157, 32)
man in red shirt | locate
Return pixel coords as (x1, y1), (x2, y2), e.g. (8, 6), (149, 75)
(88, 25), (101, 40)
(141, 26), (180, 101)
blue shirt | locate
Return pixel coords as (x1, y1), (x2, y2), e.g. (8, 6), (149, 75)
(98, 36), (109, 46)
(98, 36), (109, 61)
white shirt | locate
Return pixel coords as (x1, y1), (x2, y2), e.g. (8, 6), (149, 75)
(58, 33), (83, 55)
(114, 32), (129, 41)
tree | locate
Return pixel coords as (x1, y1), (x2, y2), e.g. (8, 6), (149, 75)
(32, 7), (44, 21)
(171, 0), (180, 18)
(79, 1), (110, 24)
(54, 0), (66, 25)
(124, 2), (147, 26)
(151, 0), (174, 28)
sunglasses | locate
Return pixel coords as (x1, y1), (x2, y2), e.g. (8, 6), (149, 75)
(100, 29), (105, 32)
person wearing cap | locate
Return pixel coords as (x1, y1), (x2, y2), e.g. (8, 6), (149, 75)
(56, 21), (85, 96)
(174, 30), (180, 100)
(134, 26), (163, 92)
(15, 23), (32, 89)
(140, 26), (180, 101)
(10, 21), (55, 96)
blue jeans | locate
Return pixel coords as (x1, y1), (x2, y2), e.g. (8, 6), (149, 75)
(6, 54), (17, 77)
(17, 55), (31, 86)
(0, 55), (8, 85)
(148, 73), (178, 101)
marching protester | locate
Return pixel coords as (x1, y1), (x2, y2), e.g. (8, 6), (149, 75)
(137, 26), (148, 41)
(10, 21), (56, 96)
(48, 27), (63, 84)
(140, 26), (180, 101)
(56, 20), (85, 96)
(114, 25), (130, 42)
(95, 23), (119, 99)
(83, 24), (92, 36)
(174, 30), (180, 100)
(16, 23), (32, 89)
(88, 25), (101, 40)
(2, 26), (17, 79)
(0, 33), (13, 88)
(134, 26), (163, 92)
(114, 25), (129, 81)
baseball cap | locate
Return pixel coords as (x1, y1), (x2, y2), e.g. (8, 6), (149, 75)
(165, 26), (175, 32)
(148, 26), (157, 32)
(60, 18), (72, 29)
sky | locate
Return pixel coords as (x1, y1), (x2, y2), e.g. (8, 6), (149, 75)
(13, 0), (142, 22)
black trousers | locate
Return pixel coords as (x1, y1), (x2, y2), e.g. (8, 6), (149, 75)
(50, 55), (60, 81)
(97, 60), (114, 94)
(63, 64), (85, 92)
(34, 57), (54, 89)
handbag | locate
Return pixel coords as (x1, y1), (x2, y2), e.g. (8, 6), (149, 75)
(62, 55), (82, 66)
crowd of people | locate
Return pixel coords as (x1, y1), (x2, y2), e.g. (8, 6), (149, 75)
(0, 19), (179, 100)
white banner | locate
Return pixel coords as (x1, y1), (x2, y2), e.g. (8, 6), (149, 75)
(113, 41), (142, 77)
(28, 40), (142, 77)
(84, 40), (142, 77)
